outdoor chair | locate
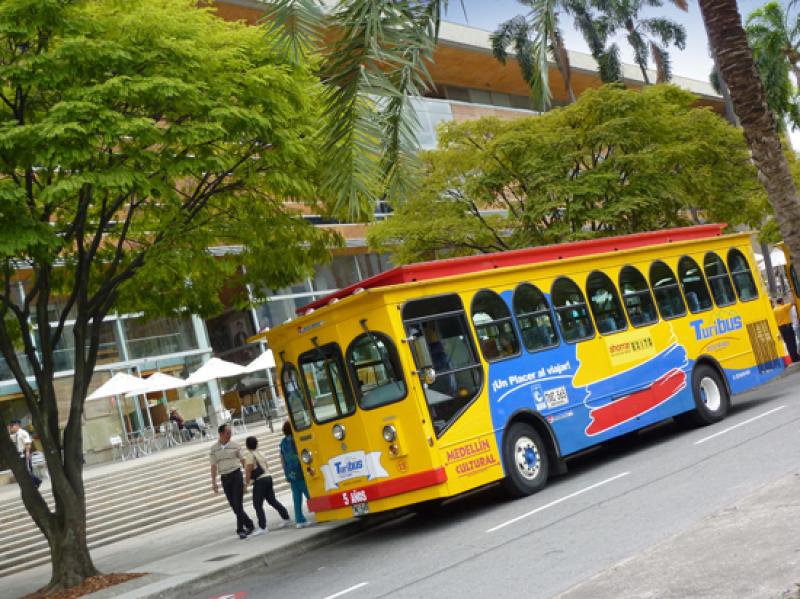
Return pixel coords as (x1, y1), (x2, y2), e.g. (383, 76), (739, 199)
(231, 410), (247, 435)
(110, 435), (127, 461)
(194, 417), (210, 439)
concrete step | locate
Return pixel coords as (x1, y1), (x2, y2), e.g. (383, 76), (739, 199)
(0, 478), (293, 564)
(0, 430), (295, 575)
(1, 472), (291, 546)
(0, 433), (285, 518)
(0, 453), (286, 527)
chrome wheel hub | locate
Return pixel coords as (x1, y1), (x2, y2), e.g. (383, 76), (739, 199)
(514, 435), (541, 480)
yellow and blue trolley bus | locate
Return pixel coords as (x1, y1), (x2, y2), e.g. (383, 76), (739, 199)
(265, 225), (785, 522)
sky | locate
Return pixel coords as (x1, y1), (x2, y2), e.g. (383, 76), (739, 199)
(441, 1), (793, 140)
(444, 1), (765, 84)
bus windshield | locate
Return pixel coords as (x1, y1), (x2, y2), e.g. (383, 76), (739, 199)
(299, 343), (356, 423)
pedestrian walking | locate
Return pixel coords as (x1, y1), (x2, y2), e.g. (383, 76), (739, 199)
(243, 436), (291, 535)
(209, 423), (254, 539)
(773, 298), (799, 362)
(7, 419), (41, 489)
(280, 421), (311, 528)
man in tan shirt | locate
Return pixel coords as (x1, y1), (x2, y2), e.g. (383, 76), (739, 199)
(210, 423), (254, 539)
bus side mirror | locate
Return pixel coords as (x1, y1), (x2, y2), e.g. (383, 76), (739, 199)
(422, 367), (437, 385)
(410, 335), (433, 371)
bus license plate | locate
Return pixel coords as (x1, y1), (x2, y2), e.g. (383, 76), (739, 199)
(352, 502), (369, 517)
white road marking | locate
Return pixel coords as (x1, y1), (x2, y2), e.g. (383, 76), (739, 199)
(323, 582), (369, 599)
(485, 471), (631, 533)
(693, 405), (787, 445)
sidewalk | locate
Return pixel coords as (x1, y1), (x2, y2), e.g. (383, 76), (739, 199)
(6, 486), (365, 599)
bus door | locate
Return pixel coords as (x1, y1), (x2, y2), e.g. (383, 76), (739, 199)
(402, 294), (484, 438)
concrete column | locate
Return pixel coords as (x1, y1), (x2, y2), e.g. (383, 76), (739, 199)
(191, 314), (222, 415)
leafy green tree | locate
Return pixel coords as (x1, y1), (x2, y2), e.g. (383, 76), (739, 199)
(490, 0), (621, 111)
(368, 85), (763, 263)
(745, 1), (800, 131)
(597, 0), (688, 83)
(0, 0), (336, 591)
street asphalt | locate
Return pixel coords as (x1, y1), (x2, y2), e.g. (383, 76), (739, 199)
(198, 367), (800, 599)
(6, 368), (800, 599)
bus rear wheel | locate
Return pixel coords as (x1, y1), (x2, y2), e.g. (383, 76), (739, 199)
(502, 422), (549, 498)
(680, 364), (730, 426)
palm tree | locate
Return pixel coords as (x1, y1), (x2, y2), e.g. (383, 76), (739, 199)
(698, 0), (800, 264)
(263, 0), (451, 221)
(490, 0), (620, 111)
(745, 1), (800, 131)
(598, 0), (688, 84)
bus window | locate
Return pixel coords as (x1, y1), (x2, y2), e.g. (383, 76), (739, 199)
(551, 277), (594, 343)
(728, 248), (759, 301)
(346, 332), (406, 409)
(678, 256), (713, 313)
(704, 252), (736, 307)
(403, 295), (483, 437)
(619, 266), (658, 327)
(281, 363), (311, 431)
(586, 271), (627, 334)
(299, 343), (355, 424)
(512, 283), (559, 352)
(471, 290), (520, 361)
(649, 261), (687, 320)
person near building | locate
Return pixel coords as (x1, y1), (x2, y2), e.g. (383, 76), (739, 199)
(773, 297), (799, 362)
(243, 435), (291, 534)
(280, 421), (311, 528)
(210, 423), (254, 539)
(169, 408), (203, 439)
(7, 419), (40, 489)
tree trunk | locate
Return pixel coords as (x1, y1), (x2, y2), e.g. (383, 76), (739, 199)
(711, 53), (738, 126)
(699, 0), (800, 265)
(762, 241), (778, 297)
(626, 23), (650, 85)
(553, 31), (576, 104)
(45, 504), (99, 591)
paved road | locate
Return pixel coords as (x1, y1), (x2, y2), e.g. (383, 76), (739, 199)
(200, 372), (800, 599)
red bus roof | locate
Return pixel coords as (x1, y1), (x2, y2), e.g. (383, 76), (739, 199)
(298, 224), (727, 315)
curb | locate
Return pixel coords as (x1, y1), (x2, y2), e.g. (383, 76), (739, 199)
(90, 513), (397, 599)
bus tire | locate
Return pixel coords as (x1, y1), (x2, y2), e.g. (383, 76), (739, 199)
(683, 364), (730, 426)
(502, 422), (549, 498)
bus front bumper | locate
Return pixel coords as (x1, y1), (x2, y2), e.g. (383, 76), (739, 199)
(307, 467), (448, 517)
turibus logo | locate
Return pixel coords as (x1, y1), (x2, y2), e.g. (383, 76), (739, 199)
(321, 450), (389, 491)
(689, 314), (743, 340)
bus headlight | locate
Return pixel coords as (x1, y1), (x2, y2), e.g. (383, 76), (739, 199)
(332, 424), (346, 440)
(382, 425), (397, 442)
(301, 448), (313, 464)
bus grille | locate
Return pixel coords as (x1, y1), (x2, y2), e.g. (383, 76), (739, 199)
(747, 319), (779, 373)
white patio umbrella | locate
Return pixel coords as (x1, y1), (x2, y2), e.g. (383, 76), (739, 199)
(86, 372), (143, 434)
(185, 357), (248, 429)
(756, 247), (787, 267)
(125, 372), (188, 396)
(185, 357), (247, 385)
(87, 372), (143, 400)
(244, 350), (278, 426)
(244, 349), (275, 372)
(125, 372), (189, 434)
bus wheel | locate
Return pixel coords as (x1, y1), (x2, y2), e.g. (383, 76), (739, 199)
(683, 364), (730, 426)
(502, 422), (549, 498)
